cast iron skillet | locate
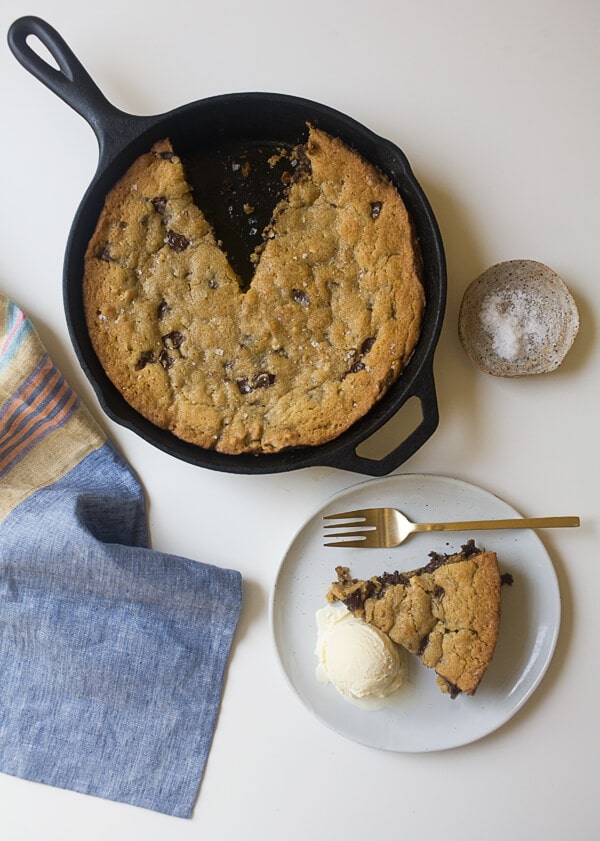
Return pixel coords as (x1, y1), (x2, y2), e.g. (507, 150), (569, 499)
(8, 15), (446, 475)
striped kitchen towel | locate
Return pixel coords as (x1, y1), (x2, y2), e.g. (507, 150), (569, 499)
(0, 295), (242, 818)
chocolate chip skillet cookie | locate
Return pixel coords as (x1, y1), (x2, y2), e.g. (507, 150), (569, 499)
(83, 126), (425, 454)
(327, 541), (502, 697)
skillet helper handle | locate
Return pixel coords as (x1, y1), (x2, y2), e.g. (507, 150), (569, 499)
(324, 364), (439, 476)
(7, 16), (140, 163)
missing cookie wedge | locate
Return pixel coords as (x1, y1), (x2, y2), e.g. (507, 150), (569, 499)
(83, 126), (425, 455)
(326, 540), (501, 697)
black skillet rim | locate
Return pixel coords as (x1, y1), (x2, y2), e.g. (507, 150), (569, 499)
(61, 92), (446, 475)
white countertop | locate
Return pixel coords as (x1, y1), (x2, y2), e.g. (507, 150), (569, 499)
(1, 0), (598, 838)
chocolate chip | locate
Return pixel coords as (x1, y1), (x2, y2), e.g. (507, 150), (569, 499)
(377, 570), (409, 589)
(501, 572), (514, 586)
(370, 201), (383, 219)
(460, 540), (479, 558)
(161, 331), (184, 350)
(360, 337), (375, 356)
(417, 635), (430, 656)
(165, 230), (190, 252)
(252, 371), (276, 389)
(343, 590), (365, 613)
(236, 377), (253, 394)
(135, 350), (155, 370)
(292, 288), (311, 307)
(236, 371), (276, 394)
(158, 350), (174, 369)
(208, 278), (218, 289)
(341, 359), (364, 380)
(97, 245), (114, 263)
(157, 299), (170, 319)
(152, 196), (167, 215)
(446, 681), (461, 699)
(341, 336), (377, 379)
(158, 150), (175, 161)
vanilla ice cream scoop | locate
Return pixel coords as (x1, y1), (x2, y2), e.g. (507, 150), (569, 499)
(315, 605), (406, 708)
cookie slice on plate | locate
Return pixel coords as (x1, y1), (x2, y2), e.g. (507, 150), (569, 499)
(326, 540), (502, 697)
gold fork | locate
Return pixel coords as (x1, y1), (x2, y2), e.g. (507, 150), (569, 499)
(323, 508), (580, 548)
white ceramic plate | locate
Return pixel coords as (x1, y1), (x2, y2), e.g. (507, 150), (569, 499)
(270, 473), (561, 752)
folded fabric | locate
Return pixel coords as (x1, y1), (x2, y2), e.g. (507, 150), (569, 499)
(0, 295), (242, 818)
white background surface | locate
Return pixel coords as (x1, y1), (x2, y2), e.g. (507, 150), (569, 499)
(0, 1), (598, 839)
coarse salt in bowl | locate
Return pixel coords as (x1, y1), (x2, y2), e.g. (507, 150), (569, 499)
(458, 260), (579, 377)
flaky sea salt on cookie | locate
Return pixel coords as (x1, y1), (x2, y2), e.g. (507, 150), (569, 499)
(458, 260), (579, 377)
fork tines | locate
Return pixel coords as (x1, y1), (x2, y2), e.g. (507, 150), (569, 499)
(322, 509), (375, 546)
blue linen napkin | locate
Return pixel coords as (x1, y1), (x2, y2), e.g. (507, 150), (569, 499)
(0, 295), (242, 818)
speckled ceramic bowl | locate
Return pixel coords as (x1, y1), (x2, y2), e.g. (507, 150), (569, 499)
(458, 260), (579, 377)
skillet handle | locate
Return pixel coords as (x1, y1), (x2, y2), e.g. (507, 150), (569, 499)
(7, 16), (145, 165)
(322, 365), (440, 476)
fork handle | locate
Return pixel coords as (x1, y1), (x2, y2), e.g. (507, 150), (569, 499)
(413, 516), (580, 533)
